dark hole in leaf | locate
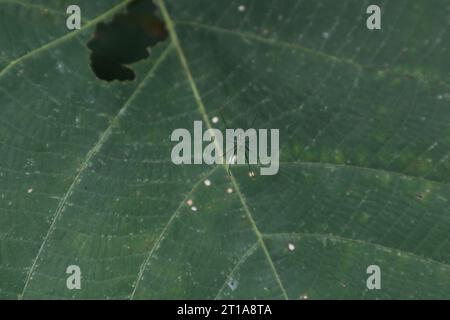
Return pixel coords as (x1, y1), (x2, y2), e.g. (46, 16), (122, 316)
(87, 0), (168, 82)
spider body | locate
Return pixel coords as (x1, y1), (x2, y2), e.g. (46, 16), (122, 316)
(219, 112), (258, 176)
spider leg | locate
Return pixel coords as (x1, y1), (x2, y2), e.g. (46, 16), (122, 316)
(223, 146), (238, 176)
(220, 145), (236, 164)
(250, 112), (258, 128)
(244, 146), (252, 173)
(244, 145), (258, 177)
(218, 110), (231, 130)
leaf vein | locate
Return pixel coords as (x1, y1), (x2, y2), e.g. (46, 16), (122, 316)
(175, 20), (450, 88)
(19, 43), (173, 299)
(262, 232), (450, 269)
(157, 0), (289, 300)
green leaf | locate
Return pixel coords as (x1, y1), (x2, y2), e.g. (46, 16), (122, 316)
(0, 0), (449, 299)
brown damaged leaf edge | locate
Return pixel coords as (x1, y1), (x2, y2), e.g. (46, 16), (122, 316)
(87, 0), (168, 82)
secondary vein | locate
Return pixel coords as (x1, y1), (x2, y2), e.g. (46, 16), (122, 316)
(19, 43), (174, 299)
(0, 0), (132, 82)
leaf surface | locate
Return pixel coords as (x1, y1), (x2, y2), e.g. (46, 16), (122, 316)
(0, 0), (449, 299)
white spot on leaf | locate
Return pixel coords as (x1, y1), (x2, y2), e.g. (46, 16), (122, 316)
(227, 278), (239, 291)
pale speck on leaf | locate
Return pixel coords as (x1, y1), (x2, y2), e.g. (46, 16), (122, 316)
(227, 278), (239, 291)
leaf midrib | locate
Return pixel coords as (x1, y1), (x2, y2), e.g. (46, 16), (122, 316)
(7, 0), (447, 299)
(155, 1), (450, 299)
(156, 0), (290, 299)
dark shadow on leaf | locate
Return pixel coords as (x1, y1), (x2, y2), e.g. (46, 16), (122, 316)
(87, 0), (168, 82)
